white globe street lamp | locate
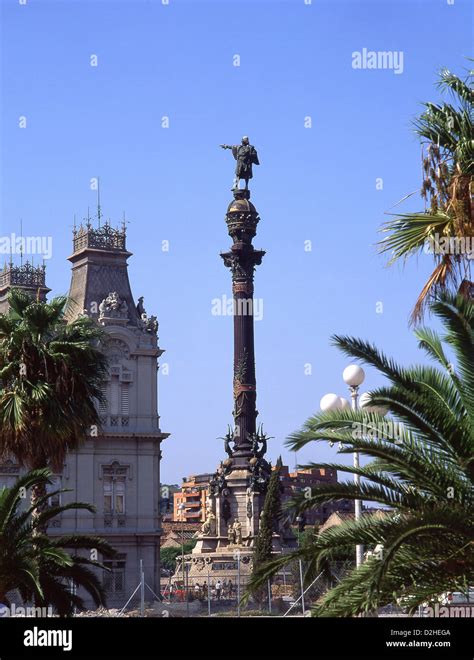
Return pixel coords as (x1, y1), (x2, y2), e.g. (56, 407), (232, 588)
(321, 364), (367, 568)
(339, 397), (350, 410)
(320, 393), (342, 412)
(343, 364), (365, 388)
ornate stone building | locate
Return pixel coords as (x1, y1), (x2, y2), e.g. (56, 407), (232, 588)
(61, 222), (168, 606)
(0, 221), (168, 608)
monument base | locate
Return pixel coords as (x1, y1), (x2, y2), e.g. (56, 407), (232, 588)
(171, 463), (296, 591)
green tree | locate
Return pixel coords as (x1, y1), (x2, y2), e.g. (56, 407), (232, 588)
(249, 457), (283, 604)
(247, 293), (474, 616)
(160, 540), (197, 573)
(378, 66), (473, 323)
(0, 290), (107, 518)
(0, 469), (115, 615)
(254, 457), (283, 566)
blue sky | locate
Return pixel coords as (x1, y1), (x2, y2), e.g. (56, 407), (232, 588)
(0, 0), (472, 483)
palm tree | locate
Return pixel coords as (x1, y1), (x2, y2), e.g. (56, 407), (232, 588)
(0, 469), (116, 615)
(378, 66), (473, 324)
(246, 293), (473, 616)
(0, 289), (107, 517)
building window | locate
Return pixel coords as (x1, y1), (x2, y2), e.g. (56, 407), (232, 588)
(103, 475), (125, 514)
(121, 382), (129, 416)
(102, 462), (128, 515)
(99, 384), (108, 414)
(47, 476), (62, 507)
(101, 379), (129, 418)
(103, 554), (126, 593)
(110, 375), (120, 415)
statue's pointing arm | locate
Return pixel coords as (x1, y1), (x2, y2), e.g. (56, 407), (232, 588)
(220, 144), (238, 160)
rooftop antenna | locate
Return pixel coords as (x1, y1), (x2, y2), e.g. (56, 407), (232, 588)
(122, 211), (127, 233)
(20, 218), (23, 267)
(86, 206), (91, 229)
(97, 177), (102, 227)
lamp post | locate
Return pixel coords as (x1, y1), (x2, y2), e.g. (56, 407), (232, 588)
(207, 563), (211, 616)
(178, 503), (185, 588)
(320, 364), (366, 568)
(177, 502), (189, 616)
(295, 515), (306, 615)
(233, 550), (241, 618)
(343, 365), (365, 568)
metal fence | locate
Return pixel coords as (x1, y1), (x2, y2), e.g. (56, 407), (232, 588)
(4, 558), (409, 617)
(93, 558), (356, 615)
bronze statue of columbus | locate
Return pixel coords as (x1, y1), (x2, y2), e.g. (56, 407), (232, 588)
(220, 136), (259, 190)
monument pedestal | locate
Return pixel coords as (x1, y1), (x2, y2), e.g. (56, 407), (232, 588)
(173, 463), (295, 589)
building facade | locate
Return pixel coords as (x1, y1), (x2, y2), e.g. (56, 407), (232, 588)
(279, 465), (355, 526)
(0, 221), (168, 609)
(173, 473), (214, 523)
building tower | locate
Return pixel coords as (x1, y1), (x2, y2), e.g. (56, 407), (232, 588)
(0, 262), (50, 314)
(177, 188), (294, 589)
(54, 220), (169, 607)
(0, 262), (51, 489)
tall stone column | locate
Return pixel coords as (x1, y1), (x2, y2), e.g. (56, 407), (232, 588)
(221, 189), (265, 466)
(176, 184), (296, 590)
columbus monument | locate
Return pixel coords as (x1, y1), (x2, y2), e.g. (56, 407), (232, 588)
(175, 139), (294, 591)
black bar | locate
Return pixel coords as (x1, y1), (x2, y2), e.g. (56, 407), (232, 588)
(0, 617), (471, 658)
